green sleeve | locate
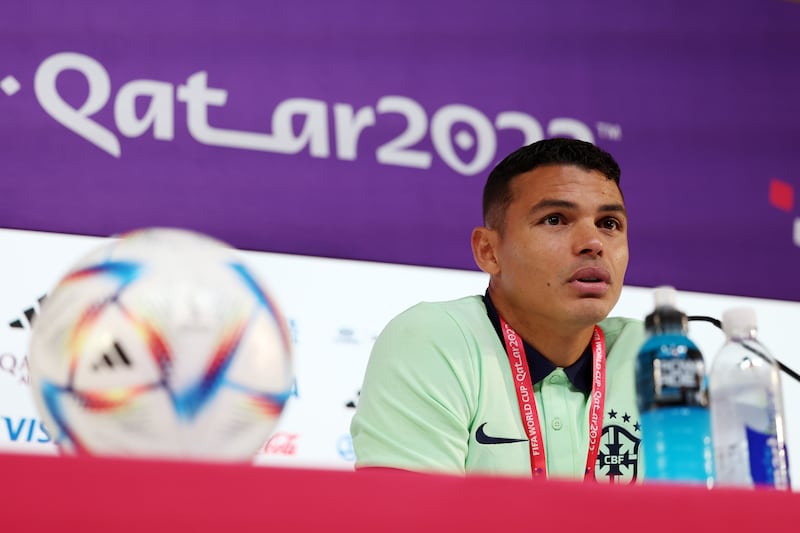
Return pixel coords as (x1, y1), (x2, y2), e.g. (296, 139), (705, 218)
(350, 302), (478, 474)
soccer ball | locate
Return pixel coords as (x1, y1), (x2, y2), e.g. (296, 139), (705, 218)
(28, 228), (293, 461)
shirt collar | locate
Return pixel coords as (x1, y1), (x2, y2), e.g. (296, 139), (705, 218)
(483, 290), (593, 394)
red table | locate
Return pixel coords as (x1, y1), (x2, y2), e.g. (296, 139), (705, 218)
(3, 452), (796, 531)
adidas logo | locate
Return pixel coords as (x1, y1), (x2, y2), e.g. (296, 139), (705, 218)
(344, 389), (360, 409)
(92, 341), (132, 371)
(8, 295), (46, 329)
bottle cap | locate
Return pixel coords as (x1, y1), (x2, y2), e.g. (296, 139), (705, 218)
(722, 307), (758, 337)
(653, 286), (677, 308)
(645, 286), (687, 332)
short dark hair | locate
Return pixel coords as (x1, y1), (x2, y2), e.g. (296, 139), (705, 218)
(482, 138), (622, 231)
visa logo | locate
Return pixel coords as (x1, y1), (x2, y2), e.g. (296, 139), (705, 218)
(2, 417), (51, 443)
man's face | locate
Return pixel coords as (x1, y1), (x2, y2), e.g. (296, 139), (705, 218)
(487, 164), (628, 329)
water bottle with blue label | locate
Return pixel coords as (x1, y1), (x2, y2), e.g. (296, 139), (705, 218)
(709, 307), (791, 490)
(636, 286), (714, 486)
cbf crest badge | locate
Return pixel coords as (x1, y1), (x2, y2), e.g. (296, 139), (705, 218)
(595, 409), (640, 484)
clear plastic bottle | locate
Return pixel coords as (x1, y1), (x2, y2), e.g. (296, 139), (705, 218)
(636, 286), (714, 486)
(709, 307), (791, 490)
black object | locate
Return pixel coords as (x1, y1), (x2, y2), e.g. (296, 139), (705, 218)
(688, 315), (800, 384)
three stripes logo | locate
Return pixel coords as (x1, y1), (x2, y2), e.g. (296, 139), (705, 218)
(92, 341), (133, 371)
(344, 389), (360, 409)
(3, 296), (47, 386)
(7, 296), (132, 373)
(8, 295), (46, 330)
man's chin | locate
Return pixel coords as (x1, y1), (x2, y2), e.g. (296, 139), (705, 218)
(569, 299), (615, 325)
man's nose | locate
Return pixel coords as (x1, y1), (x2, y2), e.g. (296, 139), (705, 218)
(575, 224), (603, 257)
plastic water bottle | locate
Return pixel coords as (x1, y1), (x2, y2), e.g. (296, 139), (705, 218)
(709, 307), (791, 490)
(635, 286), (714, 486)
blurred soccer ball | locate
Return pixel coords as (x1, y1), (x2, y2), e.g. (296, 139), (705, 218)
(28, 228), (293, 461)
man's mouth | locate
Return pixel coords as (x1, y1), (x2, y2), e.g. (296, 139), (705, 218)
(569, 267), (610, 284)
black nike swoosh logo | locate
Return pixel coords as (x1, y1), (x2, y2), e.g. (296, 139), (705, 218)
(475, 423), (527, 445)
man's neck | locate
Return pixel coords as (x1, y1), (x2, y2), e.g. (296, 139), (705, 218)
(489, 289), (596, 368)
(523, 325), (595, 368)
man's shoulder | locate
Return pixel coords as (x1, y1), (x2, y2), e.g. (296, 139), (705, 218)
(598, 316), (645, 359)
(598, 315), (644, 333)
(373, 295), (496, 360)
(391, 295), (489, 327)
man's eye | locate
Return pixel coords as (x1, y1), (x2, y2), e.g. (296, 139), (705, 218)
(543, 215), (562, 226)
(601, 218), (621, 230)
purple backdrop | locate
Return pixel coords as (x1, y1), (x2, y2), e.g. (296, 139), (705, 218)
(2, 0), (799, 301)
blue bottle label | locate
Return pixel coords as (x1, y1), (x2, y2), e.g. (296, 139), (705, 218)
(745, 426), (788, 488)
(654, 358), (704, 401)
(636, 335), (708, 411)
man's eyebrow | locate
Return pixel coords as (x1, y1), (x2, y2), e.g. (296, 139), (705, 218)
(527, 199), (627, 216)
(599, 203), (627, 216)
(528, 199), (577, 213)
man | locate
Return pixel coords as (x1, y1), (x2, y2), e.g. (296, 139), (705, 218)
(350, 138), (644, 483)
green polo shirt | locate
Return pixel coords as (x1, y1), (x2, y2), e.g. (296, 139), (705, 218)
(350, 295), (645, 483)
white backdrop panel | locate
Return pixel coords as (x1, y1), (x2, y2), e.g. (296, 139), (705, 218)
(1, 228), (799, 484)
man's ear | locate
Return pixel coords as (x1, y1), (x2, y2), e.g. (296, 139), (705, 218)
(471, 226), (500, 275)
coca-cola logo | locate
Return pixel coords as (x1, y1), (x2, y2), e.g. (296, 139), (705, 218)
(260, 432), (299, 456)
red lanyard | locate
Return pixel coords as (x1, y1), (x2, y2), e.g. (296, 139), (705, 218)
(499, 317), (607, 480)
